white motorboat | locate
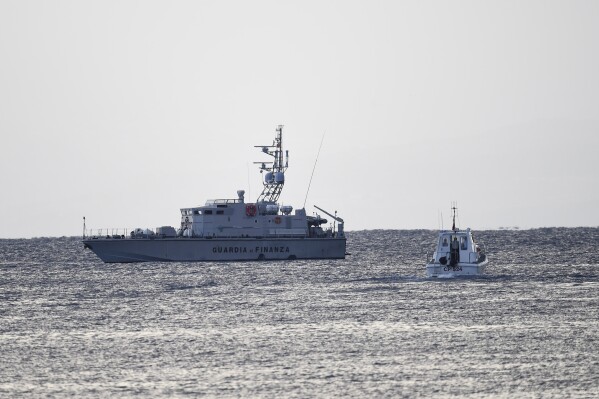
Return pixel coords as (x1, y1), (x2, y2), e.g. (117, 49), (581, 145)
(426, 206), (488, 277)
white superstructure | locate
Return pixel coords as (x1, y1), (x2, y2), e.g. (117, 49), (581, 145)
(175, 125), (343, 240)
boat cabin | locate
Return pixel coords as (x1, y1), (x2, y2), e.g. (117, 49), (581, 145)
(432, 228), (482, 266)
(178, 190), (311, 238)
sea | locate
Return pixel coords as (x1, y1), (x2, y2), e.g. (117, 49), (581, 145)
(1, 228), (598, 398)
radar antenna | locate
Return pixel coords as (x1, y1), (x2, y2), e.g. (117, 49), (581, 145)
(254, 125), (288, 203)
(451, 202), (458, 232)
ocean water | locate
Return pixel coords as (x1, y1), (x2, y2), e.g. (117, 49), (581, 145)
(1, 228), (598, 398)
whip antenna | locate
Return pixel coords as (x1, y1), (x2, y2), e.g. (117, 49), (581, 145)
(303, 131), (326, 208)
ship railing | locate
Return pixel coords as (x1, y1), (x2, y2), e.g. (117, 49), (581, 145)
(430, 251), (482, 264)
(477, 242), (487, 254)
(205, 199), (242, 205)
(426, 251), (433, 264)
(83, 228), (315, 240)
(268, 233), (309, 238)
(84, 227), (157, 239)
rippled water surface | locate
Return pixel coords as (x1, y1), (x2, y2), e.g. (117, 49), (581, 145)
(1, 228), (598, 398)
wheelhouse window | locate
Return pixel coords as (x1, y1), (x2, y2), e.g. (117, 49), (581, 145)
(216, 210), (224, 215)
(204, 210), (213, 215)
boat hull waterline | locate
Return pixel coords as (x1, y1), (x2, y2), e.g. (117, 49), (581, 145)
(84, 237), (346, 263)
(426, 259), (489, 277)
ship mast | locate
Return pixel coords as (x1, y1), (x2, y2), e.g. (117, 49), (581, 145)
(451, 202), (458, 232)
(254, 125), (288, 203)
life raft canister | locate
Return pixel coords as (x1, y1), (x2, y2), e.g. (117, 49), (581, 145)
(274, 216), (281, 224)
(246, 204), (257, 217)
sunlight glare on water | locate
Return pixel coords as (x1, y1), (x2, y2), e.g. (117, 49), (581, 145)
(1, 228), (598, 397)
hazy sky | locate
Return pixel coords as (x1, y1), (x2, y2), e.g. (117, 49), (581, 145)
(1, 0), (598, 238)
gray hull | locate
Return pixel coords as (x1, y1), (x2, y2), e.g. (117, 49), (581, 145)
(83, 237), (346, 263)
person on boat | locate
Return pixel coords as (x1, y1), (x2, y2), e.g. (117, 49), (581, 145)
(450, 236), (460, 266)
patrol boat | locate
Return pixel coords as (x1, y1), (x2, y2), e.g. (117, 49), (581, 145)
(426, 206), (488, 277)
(83, 125), (346, 263)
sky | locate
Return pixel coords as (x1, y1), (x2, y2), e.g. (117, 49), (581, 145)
(1, 0), (598, 238)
